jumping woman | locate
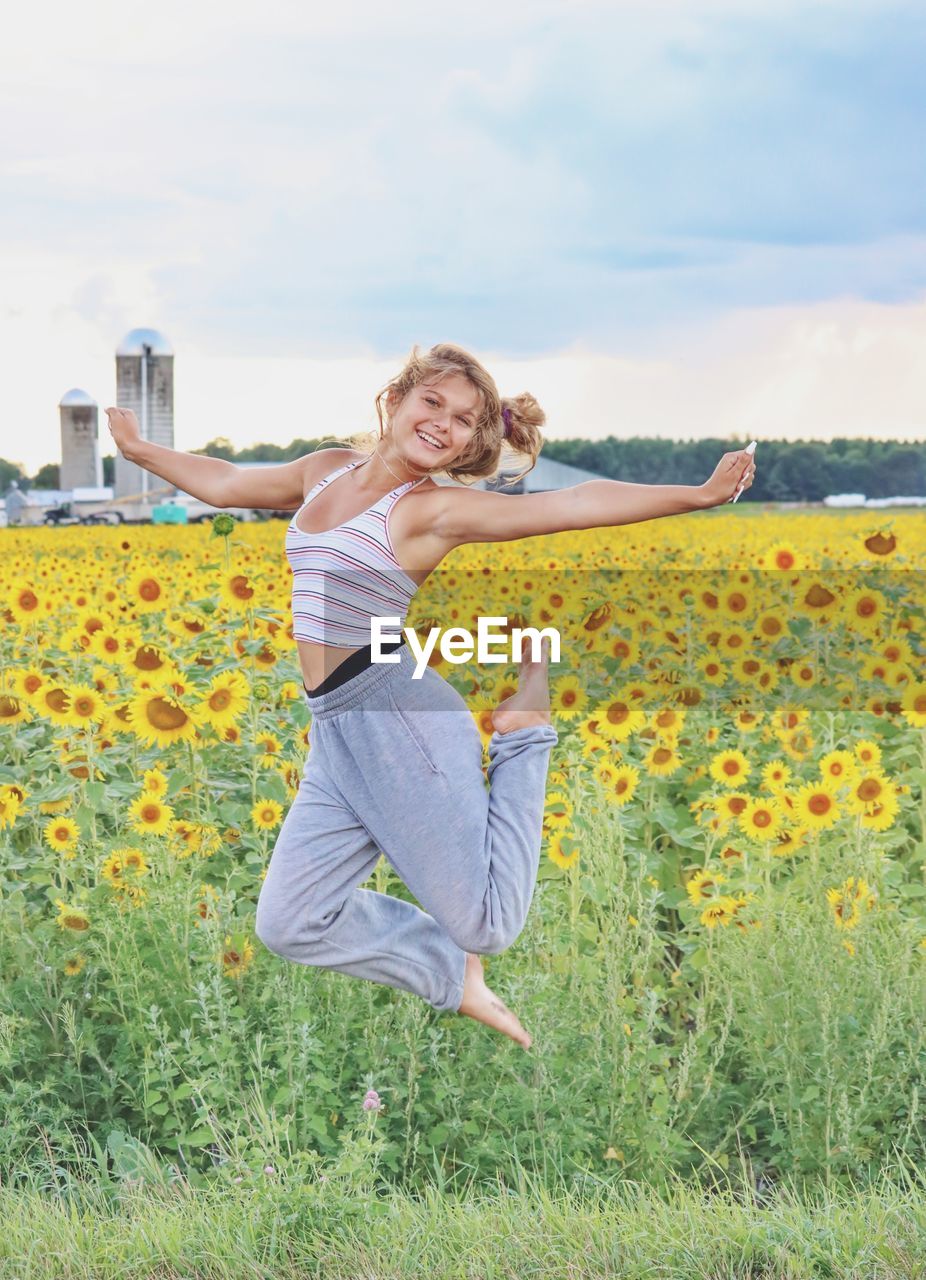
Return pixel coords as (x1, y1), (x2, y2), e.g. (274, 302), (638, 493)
(106, 342), (756, 1050)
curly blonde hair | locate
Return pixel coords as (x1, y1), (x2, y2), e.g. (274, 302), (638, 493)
(340, 342), (546, 487)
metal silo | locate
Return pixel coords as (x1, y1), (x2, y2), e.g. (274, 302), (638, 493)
(58, 388), (102, 490)
(114, 327), (174, 501)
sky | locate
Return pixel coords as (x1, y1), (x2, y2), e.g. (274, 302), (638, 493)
(2, 0), (925, 473)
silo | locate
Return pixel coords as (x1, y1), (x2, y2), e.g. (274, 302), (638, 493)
(114, 327), (174, 501)
(58, 388), (102, 490)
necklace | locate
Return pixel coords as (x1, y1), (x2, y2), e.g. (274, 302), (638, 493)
(374, 446), (418, 485)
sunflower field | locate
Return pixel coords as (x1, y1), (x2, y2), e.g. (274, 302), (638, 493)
(1, 507), (925, 1194)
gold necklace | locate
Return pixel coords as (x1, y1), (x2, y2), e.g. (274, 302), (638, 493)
(374, 446), (418, 485)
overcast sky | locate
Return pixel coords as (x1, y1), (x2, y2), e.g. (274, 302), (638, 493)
(3, 0), (925, 472)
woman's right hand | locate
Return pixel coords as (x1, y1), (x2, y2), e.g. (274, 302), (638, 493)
(105, 408), (143, 460)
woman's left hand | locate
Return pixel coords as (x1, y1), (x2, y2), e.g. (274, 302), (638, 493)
(699, 448), (756, 508)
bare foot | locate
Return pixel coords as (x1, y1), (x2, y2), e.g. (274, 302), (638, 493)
(457, 953), (532, 1050)
(490, 635), (553, 736)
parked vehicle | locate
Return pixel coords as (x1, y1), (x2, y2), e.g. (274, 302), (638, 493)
(43, 503), (83, 527)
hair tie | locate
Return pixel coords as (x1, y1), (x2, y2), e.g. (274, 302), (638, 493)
(502, 405), (512, 438)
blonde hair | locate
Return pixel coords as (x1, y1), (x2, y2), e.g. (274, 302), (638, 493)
(321, 342), (546, 487)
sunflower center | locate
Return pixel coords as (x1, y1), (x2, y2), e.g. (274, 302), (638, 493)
(146, 698), (190, 731)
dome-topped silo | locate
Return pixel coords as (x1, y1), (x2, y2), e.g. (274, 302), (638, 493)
(114, 327), (175, 501)
(58, 388), (102, 490)
(116, 328), (173, 357)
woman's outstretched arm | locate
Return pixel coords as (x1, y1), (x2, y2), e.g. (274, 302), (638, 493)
(433, 448), (756, 547)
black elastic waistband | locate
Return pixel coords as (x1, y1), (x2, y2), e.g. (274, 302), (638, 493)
(303, 636), (406, 698)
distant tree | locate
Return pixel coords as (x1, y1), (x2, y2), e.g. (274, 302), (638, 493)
(0, 457), (27, 492)
(31, 462), (60, 489)
(192, 437), (237, 461)
(102, 454), (115, 486)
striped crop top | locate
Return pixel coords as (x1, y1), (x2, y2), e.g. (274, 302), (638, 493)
(285, 456), (426, 648)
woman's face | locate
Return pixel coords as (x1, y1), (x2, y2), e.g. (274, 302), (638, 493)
(390, 373), (482, 468)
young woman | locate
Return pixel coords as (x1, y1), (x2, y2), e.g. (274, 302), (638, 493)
(106, 342), (755, 1050)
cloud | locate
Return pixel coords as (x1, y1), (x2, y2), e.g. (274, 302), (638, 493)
(1, 0), (924, 466)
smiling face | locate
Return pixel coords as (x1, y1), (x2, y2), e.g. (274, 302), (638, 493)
(388, 372), (483, 469)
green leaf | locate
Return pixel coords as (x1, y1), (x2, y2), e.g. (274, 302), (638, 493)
(85, 781), (106, 807)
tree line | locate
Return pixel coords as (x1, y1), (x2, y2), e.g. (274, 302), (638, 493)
(4, 434), (924, 504)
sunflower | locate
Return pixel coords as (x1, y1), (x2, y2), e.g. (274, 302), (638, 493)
(195, 882), (221, 924)
(254, 732), (283, 770)
(685, 868), (727, 904)
(102, 847), (150, 893)
(169, 819), (222, 860)
(763, 541), (802, 572)
(468, 693), (498, 745)
(733, 707), (764, 733)
(845, 771), (897, 815)
(126, 687), (202, 748)
(701, 896), (739, 928)
(590, 695), (645, 743)
(696, 656), (727, 686)
(546, 831), (580, 870)
(62, 683), (107, 728)
(128, 793), (175, 836)
(607, 636), (640, 669)
(551, 675), (590, 721)
(709, 749), (751, 788)
(125, 567), (170, 614)
(826, 876), (875, 929)
(738, 798), (784, 843)
(878, 636), (913, 667)
(859, 793), (900, 832)
(854, 739), (882, 768)
(843, 587), (888, 634)
(141, 767), (170, 797)
(7, 666), (46, 702)
(714, 791), (751, 825)
(252, 799), (284, 831)
(692, 587), (722, 620)
(790, 661), (817, 689)
(609, 764), (640, 806)
(88, 628), (126, 663)
(793, 782), (841, 831)
(650, 705), (686, 740)
(793, 579), (841, 624)
(718, 626), (751, 658)
(33, 684), (74, 728)
(729, 893), (762, 932)
(643, 743), (682, 777)
(863, 530), (897, 556)
(719, 585), (755, 622)
(901, 682), (926, 729)
(222, 933), (255, 979)
(0, 689), (33, 728)
(124, 641), (178, 683)
(772, 705), (808, 734)
(819, 750), (858, 788)
(55, 899), (90, 932)
(772, 826), (807, 857)
(761, 759), (792, 793)
(780, 726), (815, 762)
(754, 611), (788, 642)
(63, 955), (86, 976)
(7, 583), (45, 626)
(542, 791), (573, 834)
(220, 572), (259, 613)
(0, 791), (23, 831)
(43, 816), (80, 854)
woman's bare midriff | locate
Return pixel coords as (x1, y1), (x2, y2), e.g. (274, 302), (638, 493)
(293, 469), (445, 691)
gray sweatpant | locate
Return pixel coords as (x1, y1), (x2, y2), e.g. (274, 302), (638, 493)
(255, 643), (558, 1012)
